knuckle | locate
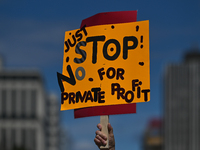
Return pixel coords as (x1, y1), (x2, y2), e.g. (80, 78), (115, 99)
(95, 130), (100, 135)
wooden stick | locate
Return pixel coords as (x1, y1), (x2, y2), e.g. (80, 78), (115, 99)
(100, 115), (109, 149)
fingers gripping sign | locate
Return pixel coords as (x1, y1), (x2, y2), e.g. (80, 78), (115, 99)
(94, 122), (115, 150)
(95, 125), (108, 147)
(107, 123), (115, 150)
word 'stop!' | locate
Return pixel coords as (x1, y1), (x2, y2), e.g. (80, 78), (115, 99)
(59, 20), (150, 110)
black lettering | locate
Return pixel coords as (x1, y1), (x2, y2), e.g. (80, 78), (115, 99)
(80, 25), (87, 36)
(123, 36), (138, 59)
(98, 91), (105, 103)
(76, 91), (80, 103)
(137, 86), (141, 98)
(111, 83), (119, 95)
(141, 89), (150, 101)
(118, 87), (125, 99)
(85, 91), (94, 102)
(69, 92), (75, 104)
(57, 65), (76, 92)
(68, 35), (76, 47)
(103, 39), (120, 60)
(79, 91), (87, 103)
(141, 35), (143, 43)
(106, 67), (115, 79)
(66, 57), (69, 62)
(111, 83), (125, 99)
(75, 30), (82, 41)
(86, 36), (105, 64)
(136, 25), (139, 32)
(98, 68), (105, 80)
(91, 88), (101, 102)
(74, 41), (87, 64)
(125, 91), (134, 103)
(64, 41), (70, 52)
(61, 92), (68, 104)
(75, 67), (85, 81)
(116, 68), (125, 80)
(132, 79), (139, 91)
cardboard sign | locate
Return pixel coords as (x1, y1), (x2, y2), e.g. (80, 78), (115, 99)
(74, 11), (137, 118)
(59, 20), (150, 110)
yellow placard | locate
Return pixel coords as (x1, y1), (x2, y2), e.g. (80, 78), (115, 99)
(60, 20), (150, 110)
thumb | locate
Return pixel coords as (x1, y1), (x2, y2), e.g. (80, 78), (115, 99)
(108, 123), (113, 134)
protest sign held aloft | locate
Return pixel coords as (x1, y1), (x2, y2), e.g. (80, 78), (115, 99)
(58, 20), (150, 111)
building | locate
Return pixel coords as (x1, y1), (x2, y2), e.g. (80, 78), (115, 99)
(0, 60), (61, 150)
(46, 93), (61, 150)
(143, 118), (163, 150)
(164, 48), (200, 150)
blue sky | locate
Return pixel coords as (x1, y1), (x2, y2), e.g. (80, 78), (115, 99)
(0, 0), (200, 150)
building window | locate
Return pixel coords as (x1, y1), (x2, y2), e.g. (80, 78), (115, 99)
(21, 129), (26, 149)
(11, 128), (16, 149)
(1, 89), (7, 118)
(30, 90), (37, 118)
(11, 90), (17, 118)
(31, 129), (36, 150)
(0, 128), (6, 150)
(21, 90), (26, 118)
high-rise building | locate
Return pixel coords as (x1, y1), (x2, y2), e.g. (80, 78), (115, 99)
(0, 59), (61, 150)
(164, 48), (200, 150)
(143, 118), (163, 150)
(46, 93), (61, 150)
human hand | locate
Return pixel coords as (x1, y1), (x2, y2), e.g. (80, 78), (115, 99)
(94, 123), (115, 150)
